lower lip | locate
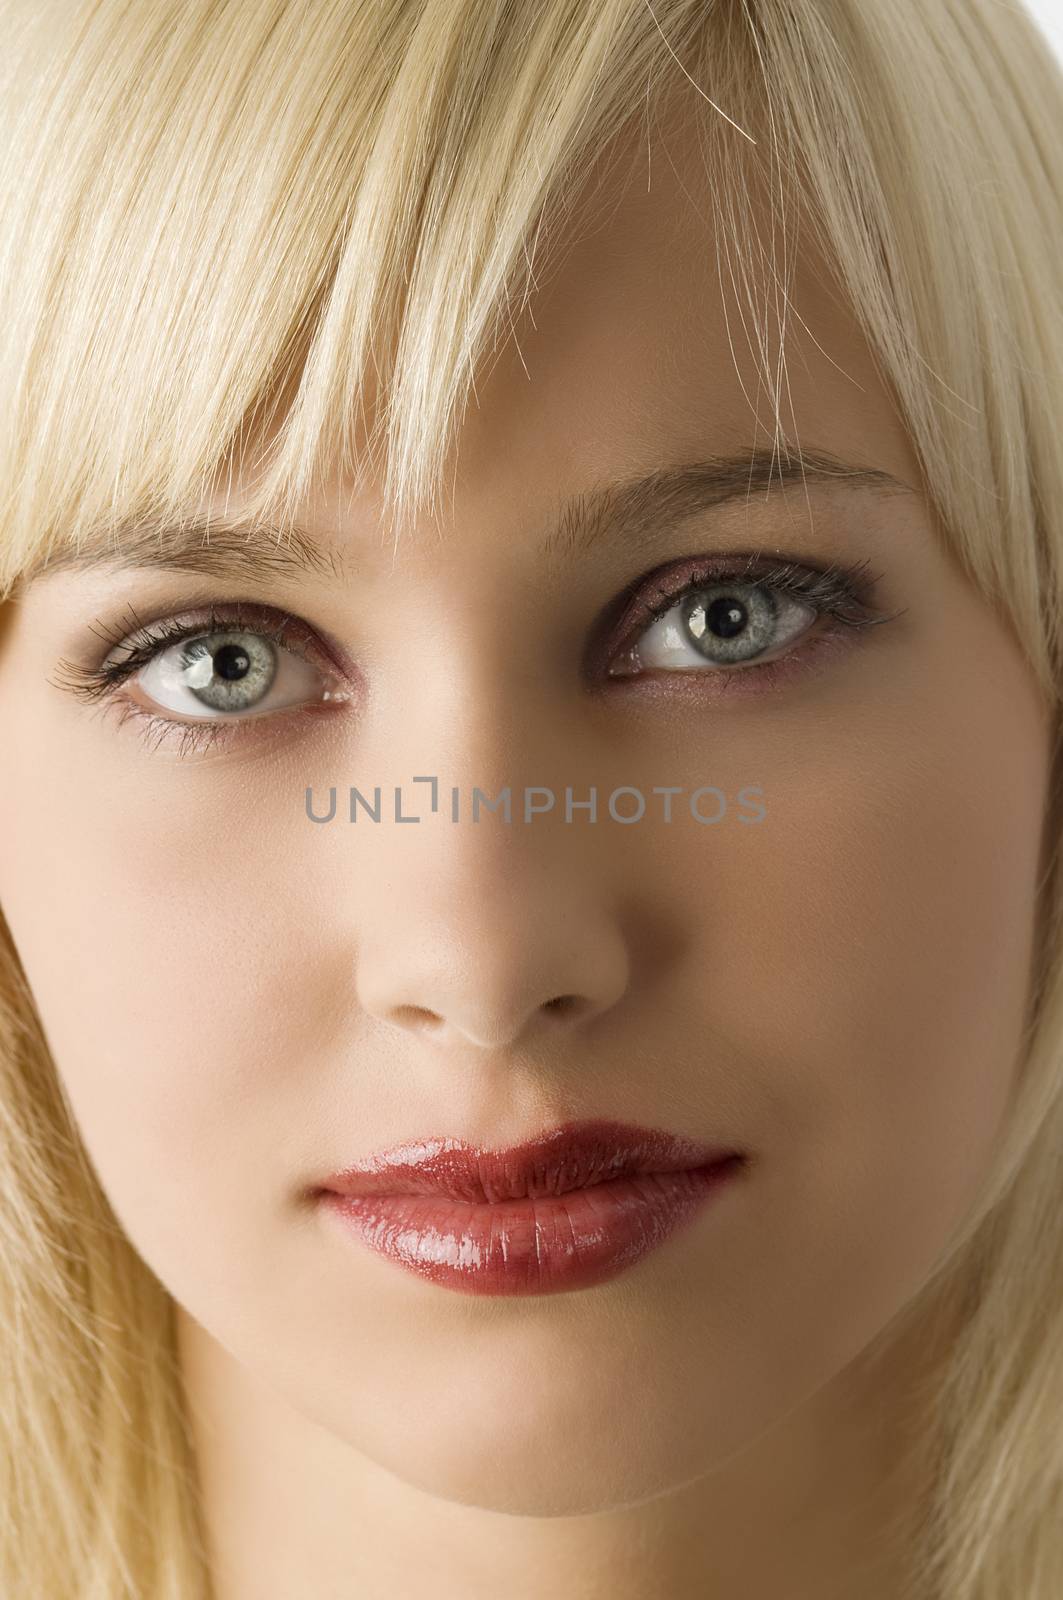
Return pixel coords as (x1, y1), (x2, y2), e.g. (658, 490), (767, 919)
(319, 1157), (744, 1297)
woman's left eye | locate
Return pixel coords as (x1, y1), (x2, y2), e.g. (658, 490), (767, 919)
(605, 556), (888, 680)
(609, 579), (817, 676)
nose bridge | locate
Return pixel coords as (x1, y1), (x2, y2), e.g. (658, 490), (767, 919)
(344, 663), (631, 1050)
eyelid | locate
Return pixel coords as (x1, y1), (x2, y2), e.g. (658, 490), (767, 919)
(64, 599), (349, 697)
(107, 599), (353, 680)
(598, 549), (884, 669)
(49, 600), (361, 760)
(49, 598), (357, 748)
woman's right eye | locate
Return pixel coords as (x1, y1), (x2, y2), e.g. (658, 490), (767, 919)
(51, 602), (354, 756)
(131, 627), (344, 720)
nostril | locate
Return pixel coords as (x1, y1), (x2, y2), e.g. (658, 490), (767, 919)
(543, 994), (582, 1017)
(393, 1005), (443, 1031)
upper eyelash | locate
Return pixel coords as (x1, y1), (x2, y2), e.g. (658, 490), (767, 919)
(50, 554), (900, 741)
(52, 600), (312, 705)
(625, 553), (892, 641)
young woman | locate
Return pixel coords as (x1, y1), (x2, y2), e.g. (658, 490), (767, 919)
(0, 2), (1060, 1596)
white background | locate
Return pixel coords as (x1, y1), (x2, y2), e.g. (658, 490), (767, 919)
(1021, 0), (1063, 63)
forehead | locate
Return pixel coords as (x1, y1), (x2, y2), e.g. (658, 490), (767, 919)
(49, 93), (922, 585)
(436, 98), (920, 527)
(243, 96), (919, 573)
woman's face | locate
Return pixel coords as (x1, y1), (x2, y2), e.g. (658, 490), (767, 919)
(0, 112), (1052, 1517)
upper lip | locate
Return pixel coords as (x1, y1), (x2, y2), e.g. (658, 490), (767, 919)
(315, 1118), (743, 1204)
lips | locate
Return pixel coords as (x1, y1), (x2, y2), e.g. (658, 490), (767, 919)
(315, 1117), (740, 1200)
(315, 1118), (746, 1297)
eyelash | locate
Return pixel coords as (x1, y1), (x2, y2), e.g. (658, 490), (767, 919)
(53, 555), (898, 757)
(627, 553), (880, 632)
(52, 600), (344, 759)
(604, 551), (897, 685)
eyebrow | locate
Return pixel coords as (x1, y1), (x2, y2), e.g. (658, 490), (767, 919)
(22, 446), (917, 587)
(541, 447), (916, 568)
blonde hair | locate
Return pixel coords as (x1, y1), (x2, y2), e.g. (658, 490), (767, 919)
(1, 1), (1062, 1594)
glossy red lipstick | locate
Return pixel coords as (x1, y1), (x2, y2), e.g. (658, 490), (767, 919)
(314, 1118), (746, 1297)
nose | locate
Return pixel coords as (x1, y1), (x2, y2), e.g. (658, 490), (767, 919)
(353, 826), (631, 1051)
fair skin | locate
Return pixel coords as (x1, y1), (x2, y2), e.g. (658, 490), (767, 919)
(0, 102), (1052, 1599)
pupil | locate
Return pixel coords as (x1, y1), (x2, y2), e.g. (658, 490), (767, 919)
(214, 642), (251, 681)
(706, 595), (747, 639)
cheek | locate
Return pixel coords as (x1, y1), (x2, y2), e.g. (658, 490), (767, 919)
(0, 730), (329, 1284)
(734, 739), (1041, 1176)
(657, 650), (1050, 1371)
